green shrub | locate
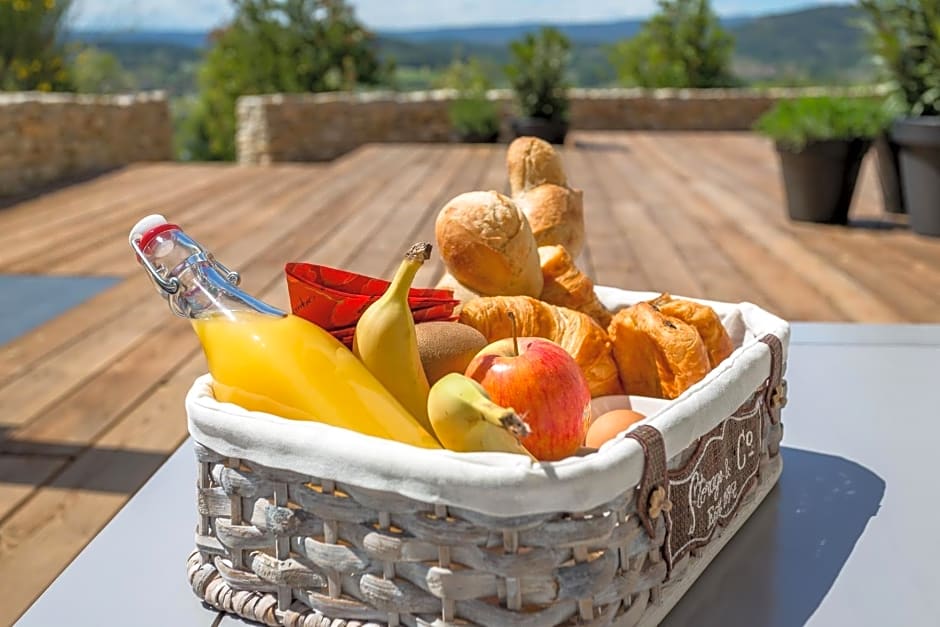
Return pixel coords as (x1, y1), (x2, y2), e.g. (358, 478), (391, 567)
(71, 46), (136, 93)
(187, 0), (391, 161)
(447, 97), (500, 137)
(859, 0), (940, 117)
(607, 0), (736, 88)
(438, 58), (500, 137)
(753, 96), (896, 150)
(505, 27), (571, 122)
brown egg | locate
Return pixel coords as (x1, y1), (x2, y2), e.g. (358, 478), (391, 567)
(585, 409), (646, 448)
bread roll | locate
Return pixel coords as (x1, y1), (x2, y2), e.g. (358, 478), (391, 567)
(435, 271), (482, 305)
(458, 295), (623, 398)
(516, 184), (585, 258)
(507, 136), (567, 196)
(435, 191), (543, 298)
(538, 245), (611, 327)
(608, 302), (710, 400)
(649, 293), (734, 368)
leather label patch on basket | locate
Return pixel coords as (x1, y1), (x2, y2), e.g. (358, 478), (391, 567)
(664, 393), (763, 570)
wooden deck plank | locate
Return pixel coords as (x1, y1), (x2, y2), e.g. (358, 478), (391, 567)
(47, 165), (306, 276)
(691, 133), (940, 304)
(653, 132), (934, 321)
(621, 132), (845, 320)
(0, 164), (230, 272)
(0, 163), (180, 231)
(608, 133), (759, 303)
(0, 146), (446, 623)
(0, 455), (67, 521)
(579, 137), (705, 297)
(6, 166), (261, 275)
(352, 144), (473, 280)
(562, 143), (650, 290)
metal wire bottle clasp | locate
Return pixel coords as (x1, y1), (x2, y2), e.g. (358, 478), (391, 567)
(131, 235), (241, 297)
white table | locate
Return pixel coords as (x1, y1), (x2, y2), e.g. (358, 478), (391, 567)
(15, 323), (940, 627)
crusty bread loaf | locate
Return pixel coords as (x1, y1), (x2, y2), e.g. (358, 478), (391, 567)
(435, 271), (482, 305)
(515, 184), (585, 258)
(649, 293), (734, 368)
(435, 190), (544, 298)
(507, 136), (567, 196)
(607, 302), (711, 400)
(458, 295), (623, 398)
(538, 245), (611, 327)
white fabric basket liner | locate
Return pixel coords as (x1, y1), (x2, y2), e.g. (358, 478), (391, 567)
(187, 286), (790, 518)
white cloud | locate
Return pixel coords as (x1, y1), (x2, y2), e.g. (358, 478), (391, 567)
(70, 0), (233, 30)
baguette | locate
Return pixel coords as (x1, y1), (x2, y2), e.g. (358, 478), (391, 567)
(538, 245), (611, 327)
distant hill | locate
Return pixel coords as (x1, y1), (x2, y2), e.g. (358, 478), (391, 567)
(730, 5), (873, 82)
(380, 16), (751, 46)
(380, 20), (645, 46)
(68, 30), (209, 49)
(68, 3), (874, 92)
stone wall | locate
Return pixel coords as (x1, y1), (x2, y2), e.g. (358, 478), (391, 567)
(0, 91), (173, 196)
(237, 86), (883, 164)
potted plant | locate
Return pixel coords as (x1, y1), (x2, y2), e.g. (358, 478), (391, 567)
(439, 58), (501, 143)
(754, 96), (893, 225)
(505, 27), (572, 144)
(861, 0), (940, 235)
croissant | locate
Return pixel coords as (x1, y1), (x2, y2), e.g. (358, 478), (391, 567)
(649, 293), (733, 368)
(608, 302), (711, 400)
(538, 245), (611, 328)
(458, 296), (623, 398)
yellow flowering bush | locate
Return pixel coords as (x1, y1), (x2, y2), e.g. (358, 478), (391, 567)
(0, 0), (73, 91)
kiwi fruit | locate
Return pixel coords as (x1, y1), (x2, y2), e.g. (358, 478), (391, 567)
(415, 321), (488, 385)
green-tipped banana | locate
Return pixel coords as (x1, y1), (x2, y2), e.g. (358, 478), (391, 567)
(354, 242), (435, 438)
(427, 373), (535, 460)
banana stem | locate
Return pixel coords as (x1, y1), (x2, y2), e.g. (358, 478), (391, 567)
(389, 242), (432, 300)
(476, 398), (531, 438)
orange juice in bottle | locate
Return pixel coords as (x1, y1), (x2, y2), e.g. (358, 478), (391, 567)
(129, 215), (440, 448)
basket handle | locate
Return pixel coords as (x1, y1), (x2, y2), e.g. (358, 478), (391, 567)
(759, 334), (786, 425)
(624, 424), (670, 539)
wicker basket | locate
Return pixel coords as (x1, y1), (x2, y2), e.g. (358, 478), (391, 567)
(185, 287), (788, 627)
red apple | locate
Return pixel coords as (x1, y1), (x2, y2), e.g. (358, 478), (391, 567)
(465, 336), (591, 461)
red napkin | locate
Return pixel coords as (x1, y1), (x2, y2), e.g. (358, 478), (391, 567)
(285, 262), (459, 347)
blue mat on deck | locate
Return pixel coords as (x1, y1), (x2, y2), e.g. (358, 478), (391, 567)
(0, 275), (121, 346)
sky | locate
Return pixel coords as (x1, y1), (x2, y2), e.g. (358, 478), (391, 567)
(70, 0), (849, 31)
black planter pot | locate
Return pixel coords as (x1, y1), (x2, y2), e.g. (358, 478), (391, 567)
(892, 117), (940, 237)
(874, 132), (905, 214)
(775, 138), (871, 225)
(509, 117), (568, 144)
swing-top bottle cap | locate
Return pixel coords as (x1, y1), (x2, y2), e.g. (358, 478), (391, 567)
(129, 214), (180, 253)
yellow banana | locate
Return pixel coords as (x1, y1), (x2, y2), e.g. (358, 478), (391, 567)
(427, 373), (536, 460)
(354, 242), (435, 437)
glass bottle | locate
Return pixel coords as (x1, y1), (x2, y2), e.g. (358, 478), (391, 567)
(129, 214), (440, 449)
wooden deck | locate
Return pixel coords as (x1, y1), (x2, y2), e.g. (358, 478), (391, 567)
(0, 131), (938, 623)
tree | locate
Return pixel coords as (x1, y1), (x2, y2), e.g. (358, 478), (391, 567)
(72, 46), (137, 93)
(859, 0), (940, 116)
(607, 0), (736, 88)
(188, 0), (391, 161)
(505, 27), (572, 122)
(0, 0), (73, 91)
